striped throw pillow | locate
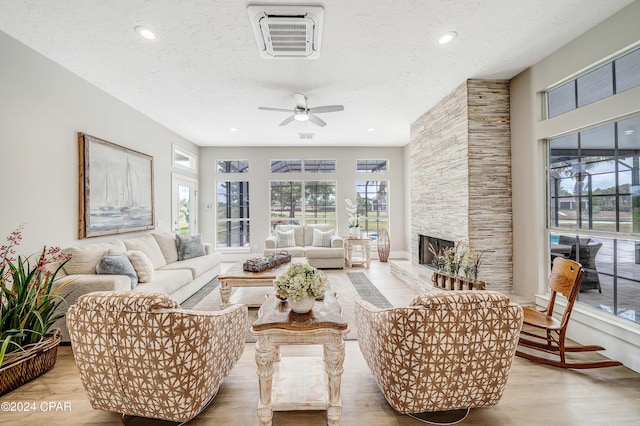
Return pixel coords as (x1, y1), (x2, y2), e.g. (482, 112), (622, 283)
(276, 229), (296, 248)
(312, 228), (333, 247)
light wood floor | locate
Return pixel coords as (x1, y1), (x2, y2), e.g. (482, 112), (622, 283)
(2, 261), (640, 425)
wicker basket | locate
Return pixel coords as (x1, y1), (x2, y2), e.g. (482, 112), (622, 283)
(0, 328), (62, 396)
(243, 252), (291, 272)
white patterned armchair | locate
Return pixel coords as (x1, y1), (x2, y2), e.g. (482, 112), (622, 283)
(67, 291), (247, 423)
(355, 291), (523, 416)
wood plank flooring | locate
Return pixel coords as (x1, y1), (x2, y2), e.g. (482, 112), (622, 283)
(1, 261), (639, 425)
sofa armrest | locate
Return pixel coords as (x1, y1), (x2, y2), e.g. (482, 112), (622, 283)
(204, 243), (213, 255)
(265, 236), (277, 249)
(330, 235), (344, 248)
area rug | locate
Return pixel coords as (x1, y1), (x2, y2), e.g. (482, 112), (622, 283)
(180, 271), (392, 341)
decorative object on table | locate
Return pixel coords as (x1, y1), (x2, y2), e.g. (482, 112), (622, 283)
(377, 229), (391, 262)
(428, 241), (486, 290)
(0, 225), (72, 395)
(78, 132), (155, 239)
(273, 262), (326, 313)
(243, 252), (292, 272)
(344, 198), (360, 237)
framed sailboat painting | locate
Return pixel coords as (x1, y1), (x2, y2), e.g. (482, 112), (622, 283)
(78, 133), (155, 238)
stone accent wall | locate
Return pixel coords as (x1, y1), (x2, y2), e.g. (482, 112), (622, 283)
(410, 79), (512, 291)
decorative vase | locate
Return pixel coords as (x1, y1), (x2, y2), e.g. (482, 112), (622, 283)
(377, 229), (390, 262)
(289, 296), (316, 314)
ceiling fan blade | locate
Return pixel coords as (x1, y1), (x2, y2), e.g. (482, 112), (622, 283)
(308, 113), (327, 127)
(258, 107), (292, 113)
(294, 93), (307, 110)
(308, 105), (344, 114)
(279, 115), (296, 126)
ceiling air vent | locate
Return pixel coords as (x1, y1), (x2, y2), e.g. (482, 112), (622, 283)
(299, 133), (315, 140)
(248, 5), (324, 59)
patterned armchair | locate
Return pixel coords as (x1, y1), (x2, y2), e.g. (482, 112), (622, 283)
(67, 291), (247, 423)
(355, 291), (523, 417)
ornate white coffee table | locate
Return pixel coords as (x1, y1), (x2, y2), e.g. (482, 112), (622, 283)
(251, 292), (349, 426)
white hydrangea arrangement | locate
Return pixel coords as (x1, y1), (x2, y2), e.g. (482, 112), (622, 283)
(274, 262), (327, 302)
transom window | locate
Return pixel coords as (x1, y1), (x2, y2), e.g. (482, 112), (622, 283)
(357, 159), (387, 173)
(217, 160), (248, 173)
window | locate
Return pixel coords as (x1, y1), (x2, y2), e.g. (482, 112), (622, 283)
(271, 160), (302, 173)
(304, 160), (336, 173)
(546, 47), (640, 118)
(216, 181), (249, 248)
(270, 180), (336, 228)
(173, 145), (197, 172)
(356, 180), (388, 240)
(217, 160), (248, 173)
(547, 114), (640, 323)
(357, 159), (387, 173)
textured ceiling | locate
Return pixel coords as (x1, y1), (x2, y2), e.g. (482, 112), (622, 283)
(0, 0), (633, 147)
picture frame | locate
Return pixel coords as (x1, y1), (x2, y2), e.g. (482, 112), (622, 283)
(78, 132), (155, 238)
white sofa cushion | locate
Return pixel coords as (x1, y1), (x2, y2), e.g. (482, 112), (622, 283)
(161, 253), (222, 279)
(127, 250), (155, 283)
(152, 232), (179, 264)
(132, 269), (192, 295)
(63, 240), (127, 275)
(304, 247), (345, 259)
(123, 235), (167, 270)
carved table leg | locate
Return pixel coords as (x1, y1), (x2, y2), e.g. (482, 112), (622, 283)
(255, 337), (277, 426)
(323, 334), (346, 425)
(220, 280), (231, 309)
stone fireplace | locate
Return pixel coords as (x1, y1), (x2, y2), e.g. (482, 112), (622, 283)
(418, 235), (454, 267)
(410, 79), (512, 291)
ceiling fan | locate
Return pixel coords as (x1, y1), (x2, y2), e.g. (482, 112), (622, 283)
(259, 93), (344, 127)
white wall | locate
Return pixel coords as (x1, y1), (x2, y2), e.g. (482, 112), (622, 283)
(511, 1), (640, 370)
(199, 146), (407, 259)
(0, 31), (198, 254)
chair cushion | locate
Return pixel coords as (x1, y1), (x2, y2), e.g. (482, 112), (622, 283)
(127, 250), (155, 283)
(276, 229), (296, 248)
(176, 234), (206, 260)
(95, 250), (138, 289)
(312, 228), (333, 247)
(410, 290), (511, 310)
(73, 291), (179, 312)
(123, 235), (167, 270)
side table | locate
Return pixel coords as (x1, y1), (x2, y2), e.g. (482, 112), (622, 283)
(344, 236), (371, 268)
(251, 292), (349, 426)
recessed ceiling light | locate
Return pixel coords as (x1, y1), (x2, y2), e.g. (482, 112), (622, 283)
(624, 130), (634, 135)
(367, 128), (375, 132)
(135, 26), (156, 40)
(438, 31), (457, 45)
(230, 128), (237, 132)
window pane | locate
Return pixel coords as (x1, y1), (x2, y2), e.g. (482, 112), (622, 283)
(615, 48), (640, 93)
(270, 181), (302, 226)
(356, 180), (389, 239)
(577, 63), (613, 107)
(271, 160), (302, 173)
(547, 81), (576, 118)
(217, 160), (248, 173)
(549, 134), (579, 228)
(304, 160), (336, 173)
(574, 236), (612, 310)
(304, 181), (336, 224)
(216, 220), (250, 248)
(357, 159), (388, 173)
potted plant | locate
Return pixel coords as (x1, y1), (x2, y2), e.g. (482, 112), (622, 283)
(0, 225), (72, 395)
(273, 262), (327, 313)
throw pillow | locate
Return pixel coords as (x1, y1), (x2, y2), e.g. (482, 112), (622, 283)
(312, 228), (333, 247)
(96, 249), (138, 289)
(276, 229), (296, 248)
(127, 250), (155, 283)
(176, 234), (206, 260)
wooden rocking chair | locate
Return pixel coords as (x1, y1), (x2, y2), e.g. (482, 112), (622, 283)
(516, 257), (622, 369)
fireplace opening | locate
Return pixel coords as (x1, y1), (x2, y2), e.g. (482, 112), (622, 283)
(419, 235), (454, 267)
